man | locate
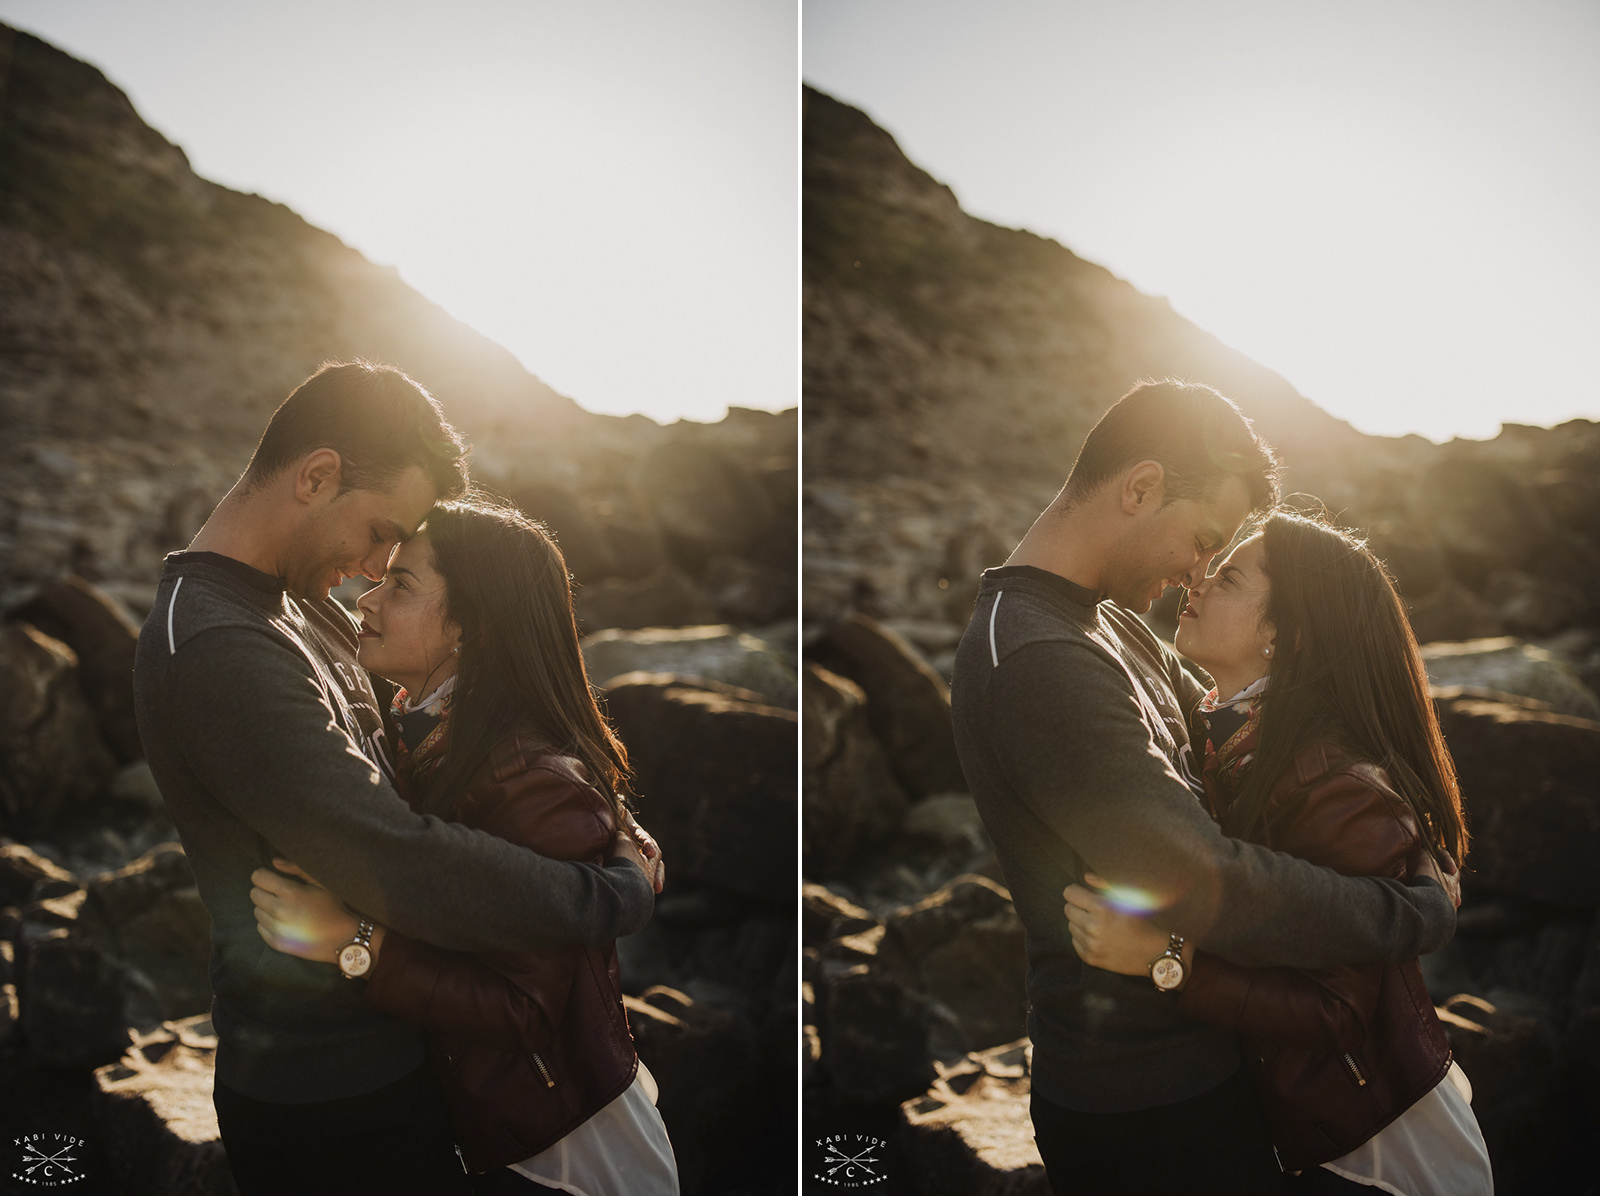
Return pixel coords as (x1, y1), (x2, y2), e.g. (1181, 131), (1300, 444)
(133, 361), (658, 1194)
(950, 380), (1456, 1194)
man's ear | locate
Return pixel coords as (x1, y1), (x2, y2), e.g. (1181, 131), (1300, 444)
(295, 449), (344, 504)
(1121, 461), (1166, 514)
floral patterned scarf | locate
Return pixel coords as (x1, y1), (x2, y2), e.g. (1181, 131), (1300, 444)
(390, 675), (457, 790)
(1198, 675), (1270, 819)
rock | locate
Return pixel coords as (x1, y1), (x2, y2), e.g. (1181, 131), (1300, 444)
(0, 623), (117, 836)
(811, 613), (968, 799)
(625, 986), (758, 1196)
(11, 574), (144, 762)
(1416, 458), (1553, 583)
(18, 887), (149, 1068)
(802, 664), (909, 881)
(0, 841), (79, 906)
(1423, 637), (1600, 720)
(818, 968), (940, 1105)
(0, 938), (17, 1049)
(635, 443), (776, 570)
(702, 554), (796, 628)
(585, 625), (798, 709)
(898, 1040), (1049, 1196)
(16, 845), (211, 1067)
(882, 875), (1029, 1052)
(574, 566), (719, 633)
(803, 882), (875, 949)
(1437, 993), (1570, 1194)
(600, 676), (796, 905)
(1406, 581), (1503, 645)
(1435, 693), (1600, 907)
(1484, 569), (1589, 639)
(91, 1014), (237, 1196)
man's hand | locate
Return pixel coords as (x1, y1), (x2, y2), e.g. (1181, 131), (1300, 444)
(1063, 874), (1173, 977)
(1412, 848), (1462, 909)
(251, 858), (368, 964)
(614, 810), (665, 894)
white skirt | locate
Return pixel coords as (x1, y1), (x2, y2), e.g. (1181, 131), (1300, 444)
(1318, 1061), (1493, 1195)
(507, 1061), (680, 1195)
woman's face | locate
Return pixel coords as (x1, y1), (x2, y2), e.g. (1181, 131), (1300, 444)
(1175, 534), (1275, 693)
(355, 532), (461, 697)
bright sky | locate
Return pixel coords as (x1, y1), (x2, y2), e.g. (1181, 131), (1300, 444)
(804, 0), (1600, 442)
(2, 0), (797, 424)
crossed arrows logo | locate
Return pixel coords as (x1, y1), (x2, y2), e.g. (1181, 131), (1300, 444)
(19, 1139), (81, 1179)
(820, 1139), (882, 1180)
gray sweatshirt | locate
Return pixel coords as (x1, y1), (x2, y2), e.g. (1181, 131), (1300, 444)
(133, 552), (654, 1102)
(951, 566), (1453, 1113)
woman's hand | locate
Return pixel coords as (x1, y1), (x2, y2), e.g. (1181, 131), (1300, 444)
(251, 858), (363, 964)
(1062, 873), (1175, 977)
(616, 810), (666, 894)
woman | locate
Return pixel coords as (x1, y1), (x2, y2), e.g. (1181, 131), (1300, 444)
(1064, 509), (1491, 1194)
(249, 497), (679, 1195)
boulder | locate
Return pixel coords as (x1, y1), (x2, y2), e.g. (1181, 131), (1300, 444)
(17, 844), (212, 1068)
(802, 882), (875, 949)
(0, 623), (117, 836)
(701, 554), (796, 628)
(1406, 582), (1503, 645)
(1416, 458), (1552, 582)
(802, 663), (909, 881)
(91, 1015), (238, 1196)
(1437, 993), (1571, 1194)
(1422, 638), (1600, 720)
(11, 575), (144, 762)
(811, 613), (968, 799)
(818, 967), (941, 1105)
(585, 625), (797, 709)
(625, 985), (759, 1196)
(0, 841), (79, 906)
(898, 1040), (1050, 1196)
(18, 887), (147, 1068)
(1435, 694), (1600, 907)
(600, 675), (796, 904)
(0, 938), (16, 1050)
(882, 875), (1029, 1052)
(574, 566), (719, 633)
(635, 443), (776, 569)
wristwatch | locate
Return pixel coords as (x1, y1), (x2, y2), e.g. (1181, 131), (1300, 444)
(337, 918), (376, 980)
(1149, 932), (1186, 992)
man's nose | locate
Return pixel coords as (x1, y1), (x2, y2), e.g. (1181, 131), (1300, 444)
(357, 542), (393, 581)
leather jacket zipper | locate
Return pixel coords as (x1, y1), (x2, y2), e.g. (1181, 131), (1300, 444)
(1342, 1052), (1368, 1087)
(530, 1052), (556, 1089)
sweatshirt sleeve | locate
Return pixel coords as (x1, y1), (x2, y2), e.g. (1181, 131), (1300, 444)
(168, 626), (653, 951)
(987, 639), (1453, 968)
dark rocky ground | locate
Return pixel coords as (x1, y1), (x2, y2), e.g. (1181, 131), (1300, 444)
(801, 87), (1600, 1195)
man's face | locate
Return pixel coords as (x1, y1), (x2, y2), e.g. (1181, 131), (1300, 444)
(286, 465), (438, 601)
(1103, 474), (1253, 613)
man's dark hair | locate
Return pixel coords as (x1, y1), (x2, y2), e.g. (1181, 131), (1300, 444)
(243, 361), (469, 500)
(1062, 379), (1280, 513)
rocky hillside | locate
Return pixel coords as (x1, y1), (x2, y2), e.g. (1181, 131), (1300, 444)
(0, 26), (793, 1195)
(802, 86), (1600, 664)
(0, 25), (796, 636)
(802, 86), (1600, 1195)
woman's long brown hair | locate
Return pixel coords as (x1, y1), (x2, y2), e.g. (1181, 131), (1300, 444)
(1223, 509), (1469, 866)
(414, 495), (634, 820)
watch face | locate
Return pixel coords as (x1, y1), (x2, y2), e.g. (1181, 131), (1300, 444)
(1151, 956), (1184, 991)
(339, 943), (373, 978)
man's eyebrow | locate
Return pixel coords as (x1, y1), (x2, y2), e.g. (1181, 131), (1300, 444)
(383, 519), (413, 543)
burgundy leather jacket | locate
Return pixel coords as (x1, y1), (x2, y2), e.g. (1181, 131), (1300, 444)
(1177, 741), (1452, 1171)
(363, 735), (638, 1170)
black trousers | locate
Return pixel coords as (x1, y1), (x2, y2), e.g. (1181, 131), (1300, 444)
(1030, 1069), (1288, 1196)
(213, 1065), (474, 1196)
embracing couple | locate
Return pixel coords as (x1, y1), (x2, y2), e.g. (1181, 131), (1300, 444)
(951, 381), (1493, 1195)
(132, 362), (680, 1194)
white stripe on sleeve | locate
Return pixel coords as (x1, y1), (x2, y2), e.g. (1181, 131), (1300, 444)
(988, 590), (1004, 667)
(166, 576), (184, 655)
